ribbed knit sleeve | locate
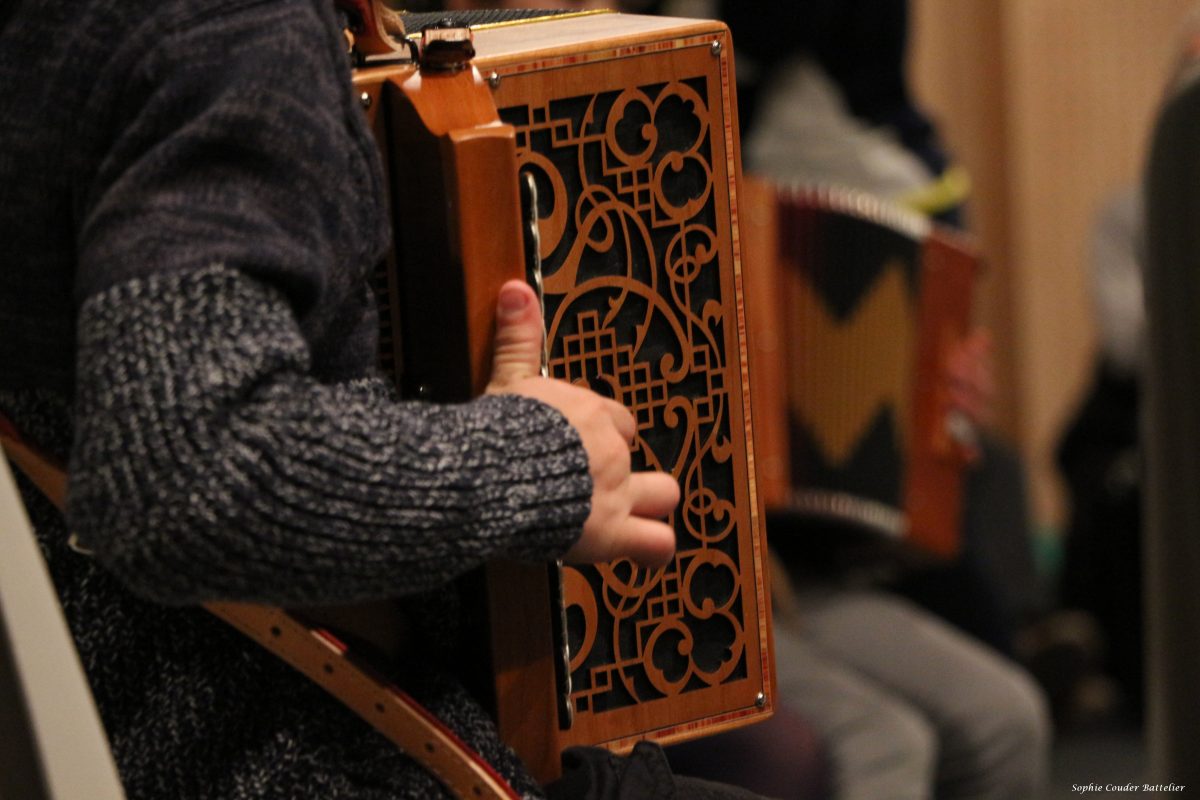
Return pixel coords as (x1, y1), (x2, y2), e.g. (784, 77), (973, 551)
(63, 0), (592, 606)
(70, 264), (591, 606)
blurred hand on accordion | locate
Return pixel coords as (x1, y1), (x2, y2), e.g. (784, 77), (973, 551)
(945, 328), (996, 463)
(946, 328), (996, 429)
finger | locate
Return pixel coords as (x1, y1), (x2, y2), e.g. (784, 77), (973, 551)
(628, 471), (681, 519)
(606, 399), (637, 444)
(948, 386), (985, 423)
(609, 516), (676, 569)
(974, 358), (995, 396)
(965, 328), (993, 354)
(487, 280), (545, 391)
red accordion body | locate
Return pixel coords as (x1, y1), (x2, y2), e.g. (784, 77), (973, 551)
(742, 178), (978, 560)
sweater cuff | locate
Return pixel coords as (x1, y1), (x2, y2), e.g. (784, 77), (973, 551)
(456, 392), (591, 563)
(68, 264), (591, 605)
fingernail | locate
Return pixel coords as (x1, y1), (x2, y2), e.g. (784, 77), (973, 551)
(499, 286), (529, 315)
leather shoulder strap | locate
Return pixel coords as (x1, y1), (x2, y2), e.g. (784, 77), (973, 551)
(208, 601), (520, 800)
(0, 413), (68, 509)
(0, 410), (519, 800)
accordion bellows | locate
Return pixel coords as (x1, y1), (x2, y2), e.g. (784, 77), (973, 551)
(741, 178), (978, 559)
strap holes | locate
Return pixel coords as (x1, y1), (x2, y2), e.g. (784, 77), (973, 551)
(375, 702), (385, 713)
(424, 742), (436, 753)
(269, 626), (282, 638)
(323, 663), (334, 675)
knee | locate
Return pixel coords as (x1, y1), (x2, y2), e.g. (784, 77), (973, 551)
(995, 670), (1053, 783)
(829, 699), (937, 800)
(948, 666), (1053, 798)
(879, 701), (939, 774)
(998, 668), (1051, 755)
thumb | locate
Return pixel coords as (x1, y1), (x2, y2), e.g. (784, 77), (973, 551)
(487, 279), (546, 392)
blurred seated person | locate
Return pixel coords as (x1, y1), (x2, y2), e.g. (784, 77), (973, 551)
(650, 1), (1053, 797)
(694, 0), (1054, 658)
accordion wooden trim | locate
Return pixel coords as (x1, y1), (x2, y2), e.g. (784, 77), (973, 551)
(742, 177), (978, 560)
(353, 13), (773, 783)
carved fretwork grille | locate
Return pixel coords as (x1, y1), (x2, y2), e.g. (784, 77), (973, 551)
(501, 76), (748, 717)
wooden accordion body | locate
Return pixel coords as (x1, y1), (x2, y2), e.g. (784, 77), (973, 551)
(351, 12), (773, 781)
(742, 178), (978, 560)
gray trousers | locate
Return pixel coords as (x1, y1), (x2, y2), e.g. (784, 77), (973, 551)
(776, 590), (1051, 800)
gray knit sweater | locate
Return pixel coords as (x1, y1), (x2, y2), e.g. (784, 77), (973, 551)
(0, 0), (592, 796)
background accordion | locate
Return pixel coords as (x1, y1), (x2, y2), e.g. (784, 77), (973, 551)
(741, 178), (980, 560)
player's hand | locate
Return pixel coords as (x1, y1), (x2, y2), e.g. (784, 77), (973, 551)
(946, 328), (995, 428)
(944, 328), (995, 463)
(486, 279), (678, 568)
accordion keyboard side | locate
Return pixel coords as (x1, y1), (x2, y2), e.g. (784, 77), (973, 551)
(477, 17), (773, 767)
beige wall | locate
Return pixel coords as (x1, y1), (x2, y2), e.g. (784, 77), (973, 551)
(909, 0), (1198, 528)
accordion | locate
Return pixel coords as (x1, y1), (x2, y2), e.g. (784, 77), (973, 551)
(350, 11), (773, 782)
(741, 177), (978, 559)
